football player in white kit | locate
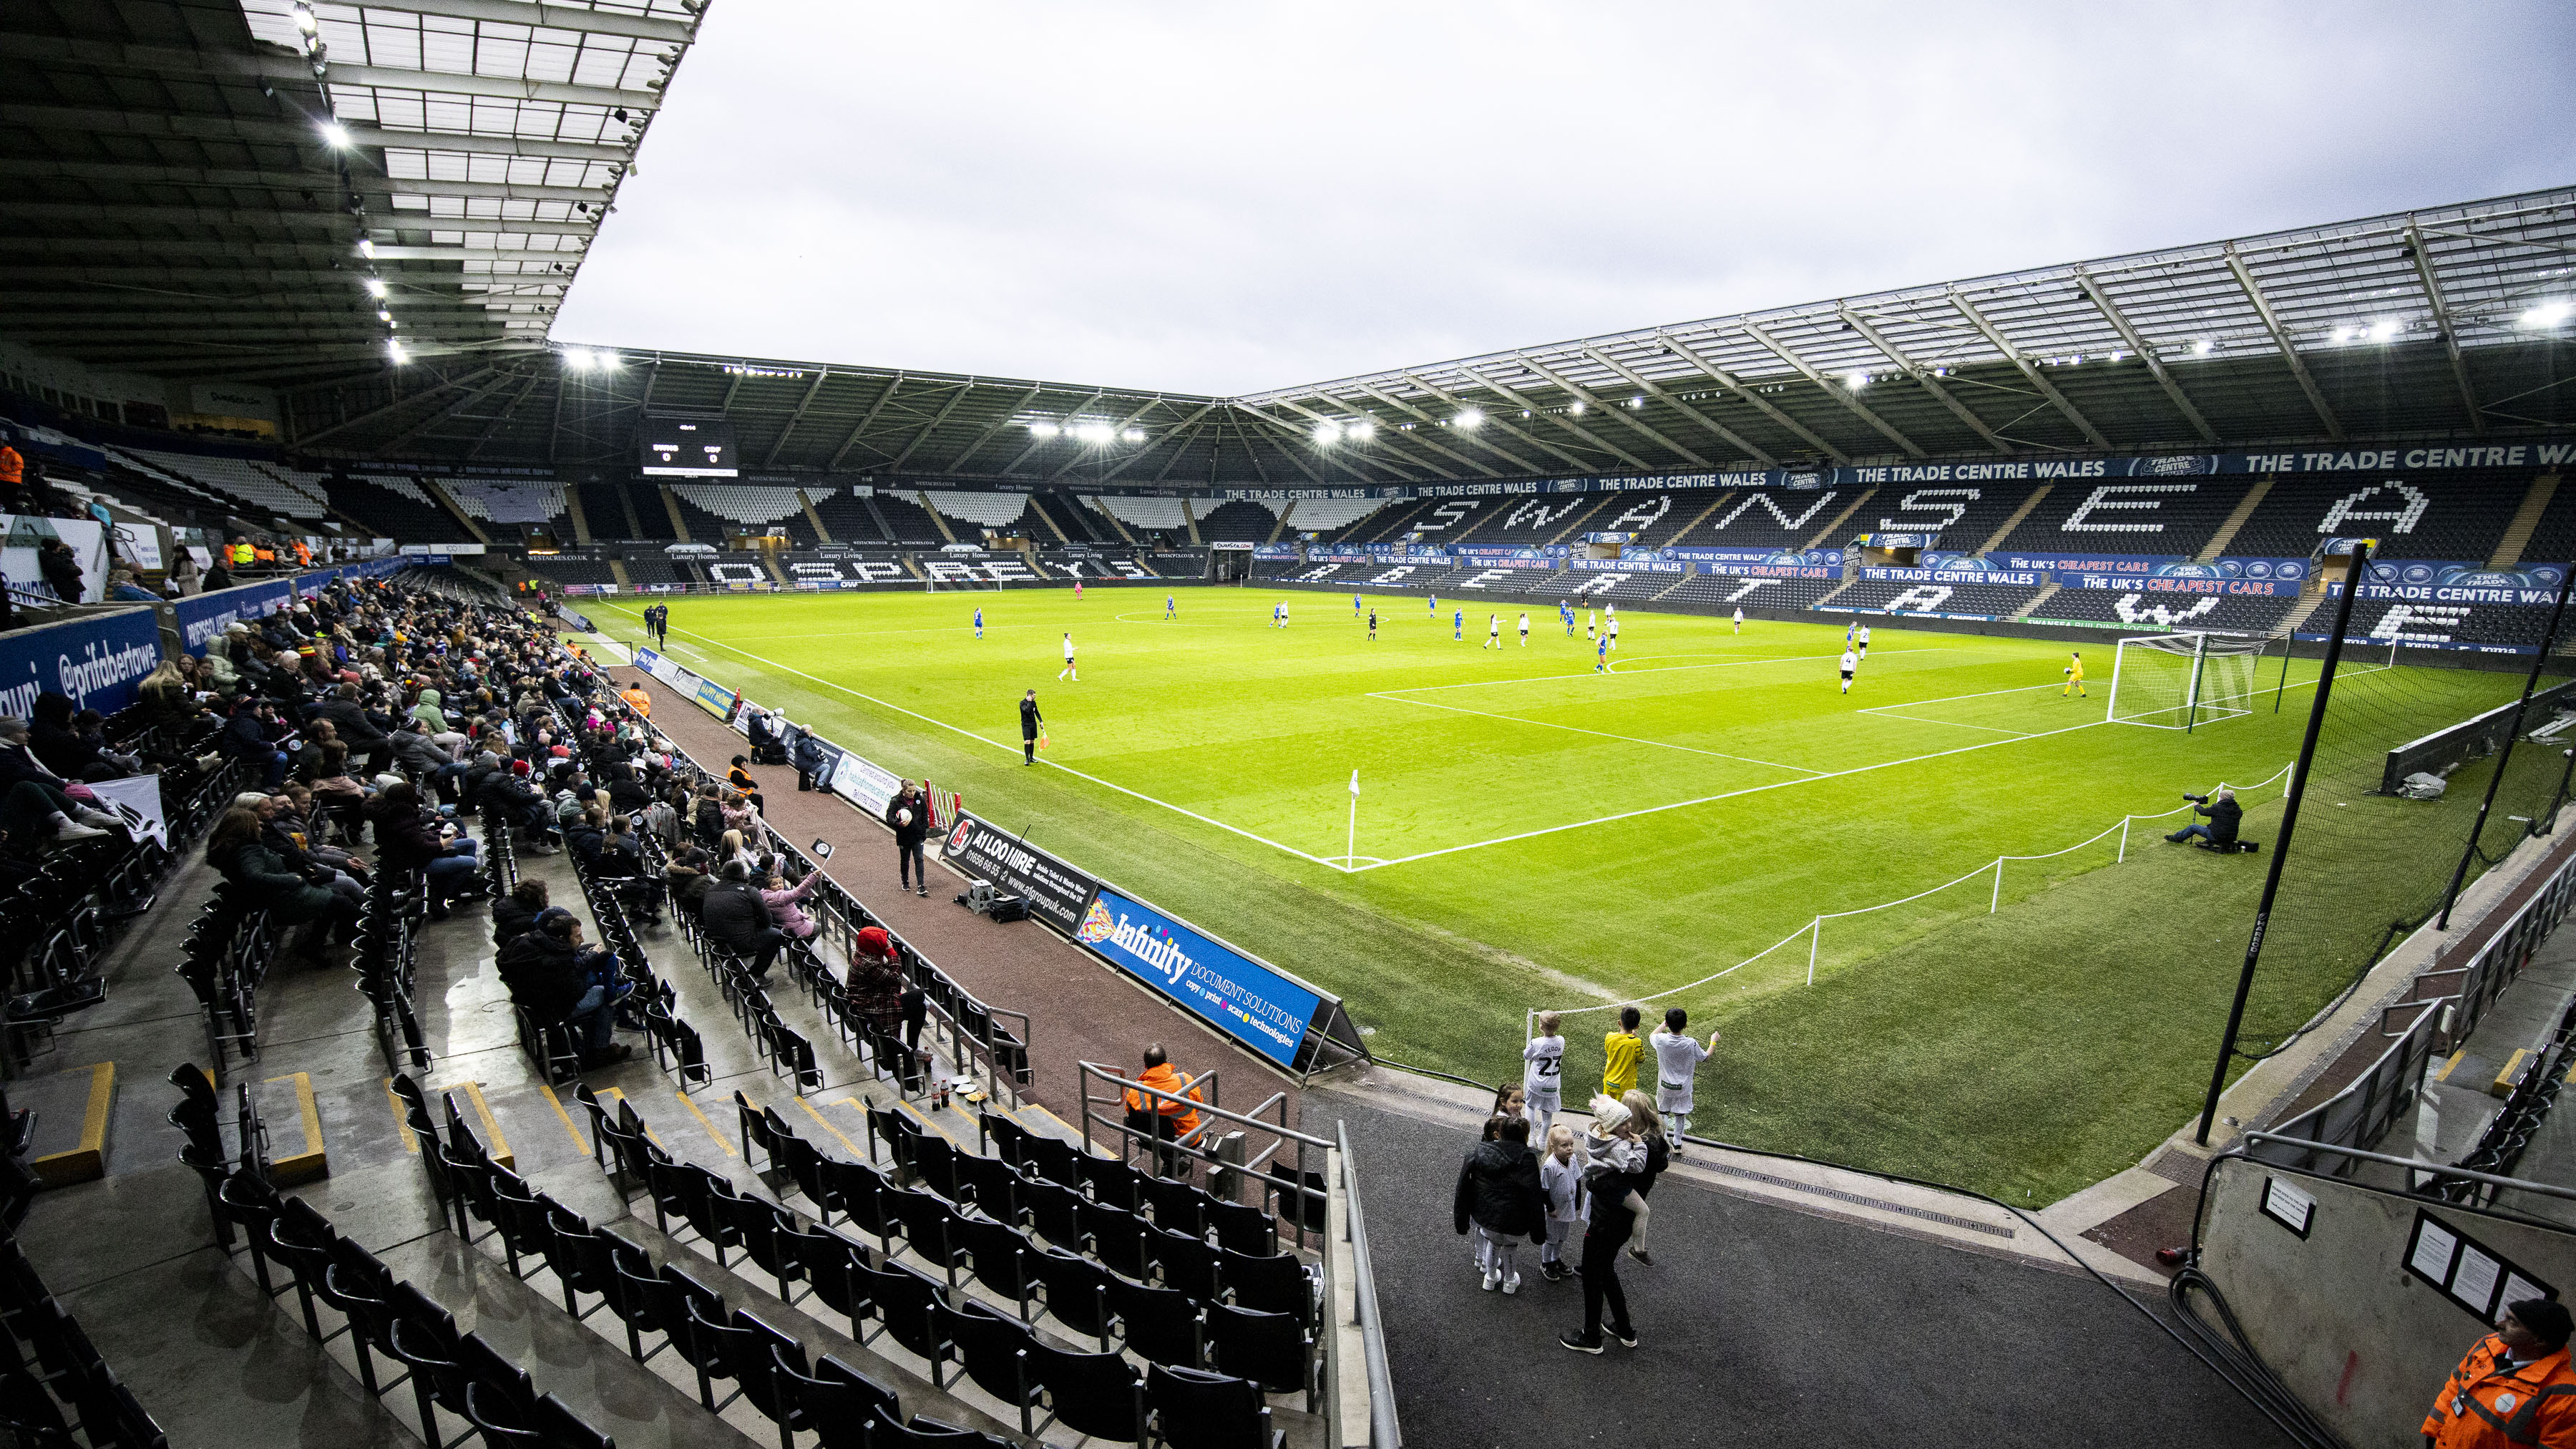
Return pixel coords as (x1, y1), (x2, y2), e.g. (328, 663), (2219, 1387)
(1058, 633), (1078, 682)
(1649, 1007), (1719, 1158)
(1485, 613), (1502, 649)
(1840, 646), (1858, 693)
(1522, 1010), (1566, 1145)
(1857, 623), (1872, 659)
(1518, 611), (1530, 646)
(1608, 615), (1620, 650)
(1732, 605), (1744, 635)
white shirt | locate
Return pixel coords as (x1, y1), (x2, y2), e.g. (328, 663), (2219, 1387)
(1733, 608), (1743, 620)
(1522, 1034), (1565, 1099)
(1649, 1030), (1714, 1113)
(1488, 616), (1500, 633)
(1858, 626), (1871, 643)
(1606, 604), (1616, 618)
(1609, 619), (1620, 635)
(1840, 650), (1858, 672)
(1063, 638), (1075, 660)
(1518, 614), (1529, 630)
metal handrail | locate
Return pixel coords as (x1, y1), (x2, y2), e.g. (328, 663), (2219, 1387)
(1337, 1119), (1400, 1449)
(1078, 1059), (1333, 1252)
(2238, 1132), (2576, 1204)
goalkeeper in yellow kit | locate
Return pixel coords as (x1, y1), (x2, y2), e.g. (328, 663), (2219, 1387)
(2062, 650), (2086, 698)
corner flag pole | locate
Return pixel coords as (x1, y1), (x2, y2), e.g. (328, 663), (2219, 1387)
(1346, 770), (1359, 870)
(2195, 540), (2370, 1147)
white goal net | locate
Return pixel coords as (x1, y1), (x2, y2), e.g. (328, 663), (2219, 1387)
(2107, 633), (2276, 730)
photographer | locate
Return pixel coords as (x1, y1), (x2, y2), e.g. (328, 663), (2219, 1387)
(2165, 786), (2248, 849)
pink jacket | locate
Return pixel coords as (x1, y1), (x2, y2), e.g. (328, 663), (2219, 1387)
(761, 871), (821, 939)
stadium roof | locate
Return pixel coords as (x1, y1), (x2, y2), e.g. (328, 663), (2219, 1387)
(0, 0), (703, 389)
(276, 185), (2576, 480)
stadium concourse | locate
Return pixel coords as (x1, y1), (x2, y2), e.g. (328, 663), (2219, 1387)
(598, 628), (2293, 1448)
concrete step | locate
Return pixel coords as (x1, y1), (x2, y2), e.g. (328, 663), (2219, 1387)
(18, 1059), (116, 1186)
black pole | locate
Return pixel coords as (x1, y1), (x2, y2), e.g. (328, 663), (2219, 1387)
(2275, 632), (2294, 713)
(2197, 541), (2372, 1146)
(2435, 560), (2576, 929)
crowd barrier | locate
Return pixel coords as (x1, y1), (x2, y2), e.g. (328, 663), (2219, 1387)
(623, 644), (1372, 1082)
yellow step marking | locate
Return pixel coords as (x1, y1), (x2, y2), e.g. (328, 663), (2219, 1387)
(597, 1088), (665, 1148)
(2434, 1050), (2467, 1085)
(894, 1096), (967, 1151)
(2494, 1049), (2532, 1099)
(798, 1096), (863, 1158)
(1019, 1102), (1091, 1148)
(382, 1079), (417, 1155)
(672, 1089), (736, 1158)
(458, 1081), (514, 1171)
(265, 1072), (328, 1186)
(32, 1062), (114, 1186)
(537, 1083), (590, 1157)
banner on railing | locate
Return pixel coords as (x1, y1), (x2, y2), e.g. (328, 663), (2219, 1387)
(689, 674), (739, 723)
(940, 811), (1101, 935)
(831, 750), (911, 816)
(0, 605), (162, 716)
(633, 645), (686, 689)
(1077, 886), (1321, 1070)
(172, 577), (296, 654)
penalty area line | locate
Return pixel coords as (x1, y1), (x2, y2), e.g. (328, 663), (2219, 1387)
(1369, 691), (1826, 775)
(1346, 716), (2112, 873)
(616, 610), (1359, 875)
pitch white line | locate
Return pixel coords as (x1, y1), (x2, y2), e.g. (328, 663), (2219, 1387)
(1372, 691), (1828, 774)
(1375, 648), (1940, 695)
(603, 606), (1354, 872)
(1853, 710), (2033, 738)
(1346, 718), (2112, 872)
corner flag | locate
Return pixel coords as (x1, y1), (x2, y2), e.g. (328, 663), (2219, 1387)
(1349, 769), (1360, 797)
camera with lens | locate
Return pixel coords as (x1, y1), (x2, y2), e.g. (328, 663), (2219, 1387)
(2182, 792), (2210, 804)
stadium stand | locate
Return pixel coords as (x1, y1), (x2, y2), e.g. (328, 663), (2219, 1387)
(1661, 572), (1848, 608)
(1561, 570), (1686, 602)
(618, 554), (687, 585)
(803, 485), (881, 544)
(870, 492), (947, 545)
(119, 446), (329, 520)
(529, 557), (620, 587)
(2223, 469), (2533, 562)
(1666, 487), (1856, 550)
(575, 482), (642, 541)
(1986, 477), (2253, 559)
(1863, 483), (2044, 552)
(675, 479), (814, 541)
(1096, 495), (1189, 545)
(2343, 595), (2563, 650)
(2028, 587), (2301, 635)
(1027, 492), (1106, 544)
(321, 473), (467, 541)
(1829, 577), (2051, 619)
(1274, 496), (1385, 540)
(1195, 499), (1277, 542)
(920, 489), (1039, 538)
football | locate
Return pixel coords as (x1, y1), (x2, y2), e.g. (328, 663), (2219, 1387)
(895, 809), (914, 826)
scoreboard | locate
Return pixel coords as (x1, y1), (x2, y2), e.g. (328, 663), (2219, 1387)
(638, 417), (738, 477)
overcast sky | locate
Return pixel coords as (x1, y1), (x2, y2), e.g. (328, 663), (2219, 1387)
(551, 0), (2576, 398)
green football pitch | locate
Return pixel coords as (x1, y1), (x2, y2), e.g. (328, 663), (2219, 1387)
(592, 585), (2557, 1199)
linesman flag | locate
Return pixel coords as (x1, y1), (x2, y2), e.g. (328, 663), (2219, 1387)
(1349, 769), (1360, 797)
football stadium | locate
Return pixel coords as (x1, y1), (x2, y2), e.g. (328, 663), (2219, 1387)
(0, 3), (2572, 1447)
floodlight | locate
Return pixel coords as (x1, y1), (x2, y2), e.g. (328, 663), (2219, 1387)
(1569, 401), (1584, 414)
(2071, 353), (2085, 365)
(364, 278), (388, 298)
(2192, 339), (2212, 356)
(293, 4), (318, 34)
(2108, 350), (2124, 363)
(1313, 424), (1341, 445)
(2521, 301), (2573, 329)
(386, 340), (408, 363)
(1454, 409), (1483, 429)
(358, 238), (375, 260)
(376, 309), (391, 322)
(1121, 429), (1143, 443)
(1347, 420), (1374, 439)
(1629, 395), (1644, 408)
(1845, 371), (1868, 391)
(2370, 318), (2399, 341)
(2332, 326), (2356, 343)
(321, 122), (351, 148)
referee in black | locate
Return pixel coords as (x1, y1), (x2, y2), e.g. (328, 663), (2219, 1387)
(1020, 689), (1042, 765)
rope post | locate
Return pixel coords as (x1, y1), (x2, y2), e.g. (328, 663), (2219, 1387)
(1990, 857), (2004, 914)
(2119, 816), (2131, 864)
(1806, 916), (1821, 985)
(2197, 540), (2371, 1148)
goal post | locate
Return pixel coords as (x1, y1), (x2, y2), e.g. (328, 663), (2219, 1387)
(2107, 631), (2280, 731)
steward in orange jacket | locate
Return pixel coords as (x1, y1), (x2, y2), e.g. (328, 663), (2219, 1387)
(1123, 1045), (1204, 1139)
(2427, 1299), (2576, 1448)
(618, 686), (653, 719)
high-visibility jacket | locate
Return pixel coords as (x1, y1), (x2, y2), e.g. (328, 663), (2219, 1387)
(1124, 1063), (1204, 1137)
(253, 545), (275, 565)
(2426, 1336), (2576, 1448)
(0, 446), (21, 486)
(291, 541), (312, 566)
(618, 686), (653, 719)
(230, 542), (255, 567)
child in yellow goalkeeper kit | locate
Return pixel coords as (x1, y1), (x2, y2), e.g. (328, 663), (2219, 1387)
(2063, 650), (2086, 698)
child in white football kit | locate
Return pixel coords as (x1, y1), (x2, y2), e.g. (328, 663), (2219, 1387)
(1538, 1125), (1582, 1282)
(1732, 605), (1744, 634)
(1485, 614), (1501, 648)
(1649, 1008), (1719, 1158)
(1523, 1011), (1566, 1144)
(1058, 633), (1078, 681)
(1839, 648), (1857, 693)
(1518, 612), (1530, 645)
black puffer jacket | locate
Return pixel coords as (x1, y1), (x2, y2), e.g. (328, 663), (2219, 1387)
(2195, 795), (2243, 844)
(698, 879), (774, 950)
(1452, 1139), (1545, 1241)
(495, 929), (586, 1023)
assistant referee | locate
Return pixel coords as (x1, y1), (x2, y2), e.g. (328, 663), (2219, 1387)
(1020, 688), (1042, 765)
